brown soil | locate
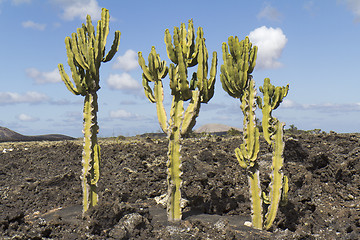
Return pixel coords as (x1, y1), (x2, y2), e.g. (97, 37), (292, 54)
(0, 131), (359, 239)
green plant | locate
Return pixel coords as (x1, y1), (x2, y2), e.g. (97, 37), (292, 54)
(58, 8), (120, 214)
(138, 19), (217, 221)
(257, 78), (289, 229)
(227, 127), (241, 136)
(220, 36), (288, 230)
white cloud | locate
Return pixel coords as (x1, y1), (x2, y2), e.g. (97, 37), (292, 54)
(22, 20), (46, 31)
(107, 73), (141, 90)
(257, 3), (282, 22)
(339, 0), (360, 22)
(109, 109), (134, 119)
(26, 68), (62, 84)
(248, 26), (288, 69)
(51, 0), (101, 21)
(0, 92), (49, 105)
(282, 99), (360, 113)
(113, 49), (139, 71)
(18, 113), (38, 122)
(281, 99), (298, 108)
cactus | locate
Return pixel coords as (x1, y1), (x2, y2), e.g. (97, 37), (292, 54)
(221, 36), (288, 230)
(257, 78), (289, 230)
(138, 19), (217, 221)
(58, 8), (120, 214)
(220, 36), (257, 99)
(235, 79), (262, 228)
(257, 78), (289, 144)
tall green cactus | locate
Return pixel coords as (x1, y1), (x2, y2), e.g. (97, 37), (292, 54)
(138, 19), (217, 221)
(257, 79), (289, 230)
(58, 8), (120, 214)
(221, 36), (288, 230)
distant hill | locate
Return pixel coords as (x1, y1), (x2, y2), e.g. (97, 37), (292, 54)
(194, 123), (241, 133)
(0, 127), (75, 142)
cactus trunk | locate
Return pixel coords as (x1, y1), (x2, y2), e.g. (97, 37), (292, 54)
(239, 79), (262, 229)
(248, 165), (262, 229)
(167, 96), (184, 221)
(82, 92), (100, 213)
(264, 121), (285, 230)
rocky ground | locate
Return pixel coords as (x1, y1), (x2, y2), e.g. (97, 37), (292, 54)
(0, 130), (359, 239)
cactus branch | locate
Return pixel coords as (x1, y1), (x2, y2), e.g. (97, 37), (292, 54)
(264, 121), (285, 230)
(258, 78), (289, 144)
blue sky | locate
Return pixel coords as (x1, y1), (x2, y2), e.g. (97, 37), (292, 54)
(1, 0), (360, 137)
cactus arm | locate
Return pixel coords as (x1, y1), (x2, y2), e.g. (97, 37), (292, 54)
(58, 64), (80, 95)
(220, 65), (237, 98)
(259, 80), (272, 144)
(174, 36), (191, 100)
(64, 37), (87, 95)
(259, 78), (289, 144)
(165, 29), (178, 64)
(103, 31), (121, 62)
(281, 175), (289, 206)
(71, 33), (89, 70)
(201, 51), (218, 102)
(264, 121), (285, 230)
(138, 51), (154, 81)
(240, 79), (260, 163)
(179, 23), (188, 56)
(138, 48), (169, 133)
(154, 79), (168, 133)
(248, 45), (257, 74)
(91, 143), (100, 185)
(196, 39), (218, 103)
(220, 42), (245, 99)
(142, 75), (156, 103)
(235, 147), (248, 169)
(167, 96), (184, 221)
(186, 20), (195, 61)
(100, 8), (109, 50)
(181, 90), (201, 136)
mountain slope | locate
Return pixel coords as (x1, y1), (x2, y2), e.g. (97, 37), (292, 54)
(0, 127), (75, 142)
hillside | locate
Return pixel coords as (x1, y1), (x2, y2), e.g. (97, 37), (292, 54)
(0, 126), (75, 142)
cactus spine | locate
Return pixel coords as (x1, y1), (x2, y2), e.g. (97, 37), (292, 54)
(138, 19), (217, 221)
(58, 8), (120, 214)
(221, 36), (288, 230)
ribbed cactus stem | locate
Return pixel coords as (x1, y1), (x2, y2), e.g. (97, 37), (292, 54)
(264, 121), (285, 230)
(248, 165), (262, 229)
(167, 96), (184, 221)
(257, 78), (289, 230)
(82, 92), (100, 212)
(239, 79), (262, 229)
(138, 48), (168, 132)
(258, 78), (289, 144)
